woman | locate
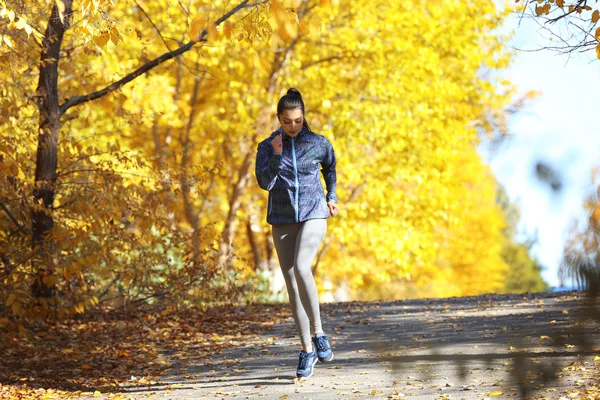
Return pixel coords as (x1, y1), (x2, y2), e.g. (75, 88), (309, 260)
(255, 88), (340, 379)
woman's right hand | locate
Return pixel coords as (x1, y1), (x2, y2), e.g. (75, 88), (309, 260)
(271, 134), (283, 155)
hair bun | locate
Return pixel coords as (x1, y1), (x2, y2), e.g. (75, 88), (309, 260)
(287, 88), (302, 97)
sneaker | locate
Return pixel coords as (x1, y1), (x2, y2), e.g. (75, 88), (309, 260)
(296, 350), (318, 378)
(312, 333), (334, 362)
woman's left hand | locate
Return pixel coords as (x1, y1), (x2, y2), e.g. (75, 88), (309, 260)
(328, 201), (340, 217)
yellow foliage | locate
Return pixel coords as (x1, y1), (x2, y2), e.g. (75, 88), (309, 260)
(0, 0), (524, 319)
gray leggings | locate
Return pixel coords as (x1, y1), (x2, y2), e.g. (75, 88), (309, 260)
(272, 218), (327, 349)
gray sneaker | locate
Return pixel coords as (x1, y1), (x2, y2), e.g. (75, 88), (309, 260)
(296, 350), (318, 378)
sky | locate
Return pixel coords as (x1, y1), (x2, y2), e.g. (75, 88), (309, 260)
(480, 7), (600, 288)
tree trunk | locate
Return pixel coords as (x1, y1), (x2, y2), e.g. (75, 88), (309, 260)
(216, 106), (272, 271)
(245, 218), (263, 271)
(31, 1), (73, 299)
(215, 39), (299, 276)
(181, 73), (202, 268)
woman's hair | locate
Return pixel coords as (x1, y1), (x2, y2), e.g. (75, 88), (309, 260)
(277, 88), (312, 132)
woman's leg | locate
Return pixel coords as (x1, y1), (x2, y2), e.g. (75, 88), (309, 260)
(293, 219), (327, 336)
(272, 223), (313, 350)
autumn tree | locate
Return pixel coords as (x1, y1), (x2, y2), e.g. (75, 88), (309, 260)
(0, 0), (293, 319)
(1, 0), (534, 322)
(280, 0), (521, 299)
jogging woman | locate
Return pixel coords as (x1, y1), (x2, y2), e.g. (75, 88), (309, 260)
(255, 88), (340, 378)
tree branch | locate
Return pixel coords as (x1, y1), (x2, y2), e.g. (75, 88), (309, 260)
(133, 0), (173, 51)
(0, 198), (28, 235)
(59, 0), (252, 114)
(547, 0), (587, 24)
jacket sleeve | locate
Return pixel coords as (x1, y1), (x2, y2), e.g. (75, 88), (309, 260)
(321, 138), (338, 203)
(255, 141), (282, 191)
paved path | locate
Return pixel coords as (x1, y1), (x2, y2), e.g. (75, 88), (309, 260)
(119, 291), (600, 399)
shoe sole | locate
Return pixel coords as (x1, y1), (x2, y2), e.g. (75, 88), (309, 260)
(297, 356), (319, 379)
(319, 353), (334, 363)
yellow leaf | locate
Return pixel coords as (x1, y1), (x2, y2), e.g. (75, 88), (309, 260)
(81, 364), (93, 370)
(224, 20), (233, 39)
(93, 31), (110, 47)
(269, 1), (285, 30)
(556, 0), (564, 7)
(6, 293), (16, 306)
(110, 28), (123, 45)
(14, 18), (26, 30)
(2, 35), (14, 48)
(489, 390), (503, 396)
(593, 10), (600, 23)
(93, 391), (102, 397)
(189, 15), (205, 41)
(55, 0), (65, 23)
(299, 20), (310, 35)
(207, 22), (220, 42)
(594, 355), (600, 361)
(595, 28), (600, 40)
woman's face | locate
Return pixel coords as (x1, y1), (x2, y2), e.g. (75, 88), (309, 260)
(278, 108), (304, 137)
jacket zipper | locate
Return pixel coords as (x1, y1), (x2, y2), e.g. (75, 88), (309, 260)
(291, 137), (299, 223)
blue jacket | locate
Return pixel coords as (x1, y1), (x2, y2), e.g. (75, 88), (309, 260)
(255, 127), (337, 225)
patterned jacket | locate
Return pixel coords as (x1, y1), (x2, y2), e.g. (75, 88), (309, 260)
(255, 127), (337, 225)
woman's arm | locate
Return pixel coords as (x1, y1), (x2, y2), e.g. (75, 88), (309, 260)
(255, 142), (282, 191)
(320, 139), (337, 204)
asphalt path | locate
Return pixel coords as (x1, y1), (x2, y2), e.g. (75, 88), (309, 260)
(119, 291), (600, 400)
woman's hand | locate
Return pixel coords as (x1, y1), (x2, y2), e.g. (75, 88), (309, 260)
(328, 201), (340, 217)
(271, 134), (283, 154)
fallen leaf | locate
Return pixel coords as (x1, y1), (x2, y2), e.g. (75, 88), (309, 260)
(489, 390), (503, 396)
